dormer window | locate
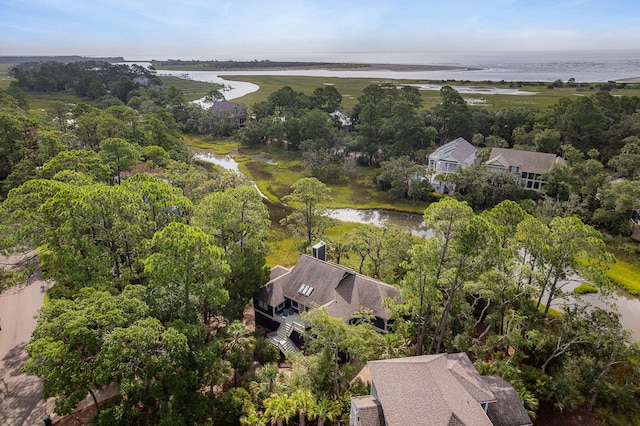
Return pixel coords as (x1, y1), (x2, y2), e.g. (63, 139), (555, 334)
(298, 284), (314, 297)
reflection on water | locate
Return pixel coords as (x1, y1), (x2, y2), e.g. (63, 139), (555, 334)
(554, 277), (640, 341)
(194, 153), (239, 171)
(328, 208), (432, 238)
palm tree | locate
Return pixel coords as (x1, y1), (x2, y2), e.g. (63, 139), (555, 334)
(309, 396), (341, 426)
(379, 332), (410, 359)
(240, 405), (267, 426)
(250, 363), (281, 400)
(263, 393), (296, 426)
(223, 321), (256, 384)
(291, 389), (315, 426)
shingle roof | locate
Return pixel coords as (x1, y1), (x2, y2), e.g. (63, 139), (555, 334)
(430, 137), (478, 164)
(351, 395), (385, 426)
(481, 375), (533, 426)
(368, 354), (494, 426)
(486, 148), (562, 174)
(256, 255), (400, 321)
(210, 101), (247, 116)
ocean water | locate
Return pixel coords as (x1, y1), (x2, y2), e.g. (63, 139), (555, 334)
(250, 49), (640, 82)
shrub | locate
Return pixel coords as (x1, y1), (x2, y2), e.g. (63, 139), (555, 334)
(573, 282), (598, 295)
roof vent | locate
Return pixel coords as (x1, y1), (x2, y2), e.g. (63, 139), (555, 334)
(298, 284), (314, 297)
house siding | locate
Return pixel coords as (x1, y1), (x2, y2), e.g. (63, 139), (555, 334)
(254, 310), (281, 331)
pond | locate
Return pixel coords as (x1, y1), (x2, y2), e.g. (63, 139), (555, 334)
(192, 147), (640, 341)
(327, 208), (432, 238)
(194, 152), (240, 171)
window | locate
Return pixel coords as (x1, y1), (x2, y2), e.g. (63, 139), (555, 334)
(257, 299), (268, 311)
(298, 284), (314, 297)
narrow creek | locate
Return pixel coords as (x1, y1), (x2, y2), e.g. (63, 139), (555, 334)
(194, 147), (640, 341)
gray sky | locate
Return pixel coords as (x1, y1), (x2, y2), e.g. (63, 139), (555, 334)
(2, 0), (640, 61)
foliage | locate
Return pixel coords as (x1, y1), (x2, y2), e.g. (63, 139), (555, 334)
(574, 282), (598, 295)
(451, 163), (525, 210)
(280, 177), (336, 245)
(10, 60), (158, 99)
(376, 156), (433, 201)
(144, 222), (230, 323)
(23, 286), (150, 415)
(607, 260), (640, 296)
(430, 85), (475, 142)
(301, 308), (383, 399)
(193, 185), (270, 318)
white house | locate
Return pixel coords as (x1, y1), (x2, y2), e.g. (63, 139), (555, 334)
(427, 137), (478, 194)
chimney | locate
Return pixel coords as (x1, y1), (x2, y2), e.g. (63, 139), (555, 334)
(312, 241), (327, 261)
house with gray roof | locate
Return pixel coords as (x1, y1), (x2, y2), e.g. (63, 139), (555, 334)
(485, 147), (564, 191)
(253, 242), (401, 354)
(350, 353), (532, 426)
(427, 137), (478, 194)
(210, 101), (248, 127)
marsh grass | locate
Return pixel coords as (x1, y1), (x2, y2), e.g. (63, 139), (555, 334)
(157, 75), (221, 101)
(573, 282), (598, 295)
(221, 75), (640, 112)
(608, 260), (640, 296)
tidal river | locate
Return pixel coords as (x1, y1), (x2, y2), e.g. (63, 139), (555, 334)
(195, 152), (640, 340)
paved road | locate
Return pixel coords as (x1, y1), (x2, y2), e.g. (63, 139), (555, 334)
(0, 254), (47, 425)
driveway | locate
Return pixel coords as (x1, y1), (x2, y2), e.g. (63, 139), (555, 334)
(0, 254), (47, 425)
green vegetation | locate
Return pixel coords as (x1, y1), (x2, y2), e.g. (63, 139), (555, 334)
(608, 260), (640, 296)
(574, 282), (598, 295)
(156, 75), (221, 101)
(225, 74), (640, 111)
(2, 59), (640, 424)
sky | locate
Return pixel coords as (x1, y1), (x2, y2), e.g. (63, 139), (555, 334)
(1, 0), (640, 62)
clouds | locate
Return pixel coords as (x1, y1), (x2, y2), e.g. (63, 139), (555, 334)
(1, 0), (639, 59)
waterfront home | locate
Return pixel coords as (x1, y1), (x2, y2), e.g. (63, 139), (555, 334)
(210, 101), (248, 127)
(427, 137), (478, 194)
(485, 147), (564, 191)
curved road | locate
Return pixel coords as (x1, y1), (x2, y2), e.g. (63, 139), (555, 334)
(0, 254), (47, 425)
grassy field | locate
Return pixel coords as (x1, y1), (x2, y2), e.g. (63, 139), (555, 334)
(0, 64), (12, 90)
(222, 74), (640, 112)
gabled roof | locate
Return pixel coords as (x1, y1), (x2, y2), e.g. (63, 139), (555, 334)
(368, 353), (495, 426)
(485, 148), (562, 174)
(429, 137), (478, 164)
(210, 101), (247, 116)
(256, 255), (400, 321)
(481, 375), (533, 426)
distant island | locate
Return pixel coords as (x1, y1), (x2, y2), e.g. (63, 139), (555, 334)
(0, 57), (481, 72)
(0, 55), (125, 64)
(150, 59), (480, 72)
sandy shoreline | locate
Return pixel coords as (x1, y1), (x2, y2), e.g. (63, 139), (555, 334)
(615, 77), (640, 82)
(155, 63), (482, 73)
